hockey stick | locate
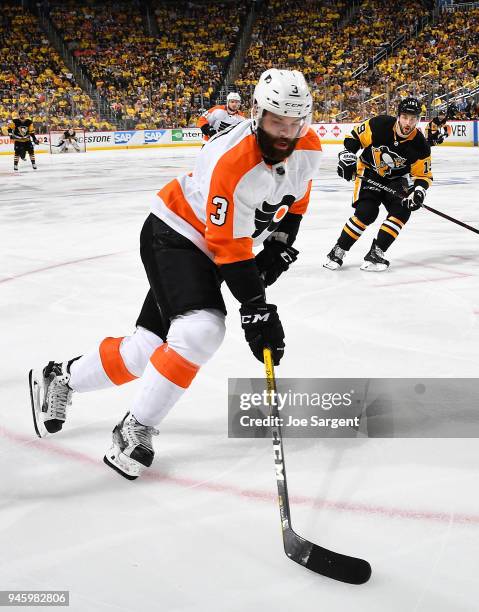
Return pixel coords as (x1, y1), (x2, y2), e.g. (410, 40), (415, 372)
(361, 177), (479, 236)
(263, 348), (372, 584)
(421, 203), (479, 235)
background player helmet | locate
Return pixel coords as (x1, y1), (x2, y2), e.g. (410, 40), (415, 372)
(226, 92), (241, 103)
(18, 108), (26, 116)
(251, 68), (313, 138)
(397, 97), (421, 117)
(446, 104), (458, 119)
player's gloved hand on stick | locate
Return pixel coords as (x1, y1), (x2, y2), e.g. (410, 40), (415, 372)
(240, 301), (285, 365)
(337, 150), (357, 181)
(402, 186), (426, 211)
(201, 124), (217, 138)
(255, 240), (299, 287)
(32, 137), (39, 145)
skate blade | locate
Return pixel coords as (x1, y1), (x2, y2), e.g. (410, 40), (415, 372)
(323, 260), (341, 271)
(360, 261), (389, 272)
(103, 446), (143, 480)
(29, 369), (46, 438)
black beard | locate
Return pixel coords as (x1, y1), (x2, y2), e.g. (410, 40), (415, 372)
(256, 127), (298, 163)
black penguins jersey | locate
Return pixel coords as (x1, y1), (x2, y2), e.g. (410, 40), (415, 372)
(344, 115), (432, 190)
(425, 117), (447, 139)
(7, 118), (36, 143)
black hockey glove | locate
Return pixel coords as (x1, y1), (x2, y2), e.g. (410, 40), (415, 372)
(200, 124), (217, 138)
(240, 301), (285, 365)
(32, 137), (39, 145)
(337, 150), (357, 181)
(402, 186), (426, 211)
(255, 241), (299, 287)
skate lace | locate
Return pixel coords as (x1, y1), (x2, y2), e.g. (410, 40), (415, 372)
(125, 419), (159, 450)
(47, 375), (72, 419)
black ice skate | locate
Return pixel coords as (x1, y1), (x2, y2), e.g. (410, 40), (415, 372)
(32, 163), (37, 170)
(323, 243), (346, 270)
(14, 164), (18, 172)
(104, 413), (159, 480)
(29, 360), (76, 438)
(360, 239), (390, 272)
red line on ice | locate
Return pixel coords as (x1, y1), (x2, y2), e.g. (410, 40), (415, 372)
(2, 425), (478, 526)
(0, 250), (131, 285)
(376, 274), (472, 288)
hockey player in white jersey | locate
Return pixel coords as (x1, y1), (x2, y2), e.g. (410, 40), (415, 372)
(29, 69), (322, 480)
(197, 91), (245, 140)
(57, 128), (81, 152)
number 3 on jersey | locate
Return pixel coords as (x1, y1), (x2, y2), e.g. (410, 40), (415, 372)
(210, 196), (229, 226)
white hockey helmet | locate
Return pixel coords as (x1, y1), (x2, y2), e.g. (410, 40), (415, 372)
(226, 92), (241, 102)
(252, 69), (313, 137)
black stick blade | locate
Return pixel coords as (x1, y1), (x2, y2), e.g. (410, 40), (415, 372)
(283, 529), (371, 585)
(304, 544), (372, 585)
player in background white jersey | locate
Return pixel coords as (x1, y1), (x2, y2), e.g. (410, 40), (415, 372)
(197, 91), (246, 140)
(57, 128), (81, 152)
(29, 69), (322, 480)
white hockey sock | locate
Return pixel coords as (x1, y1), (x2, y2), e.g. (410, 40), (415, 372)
(132, 309), (225, 426)
(69, 326), (163, 393)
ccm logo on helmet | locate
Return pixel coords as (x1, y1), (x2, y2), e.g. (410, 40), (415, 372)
(241, 313), (271, 324)
(285, 102), (303, 107)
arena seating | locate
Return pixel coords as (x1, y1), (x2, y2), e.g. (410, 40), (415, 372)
(0, 4), (110, 135)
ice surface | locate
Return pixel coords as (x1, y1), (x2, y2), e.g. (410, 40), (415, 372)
(1, 144), (478, 611)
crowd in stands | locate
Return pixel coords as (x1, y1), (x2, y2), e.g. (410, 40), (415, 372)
(0, 4), (111, 136)
(343, 5), (479, 120)
(1, 0), (478, 139)
(235, 0), (433, 121)
(48, 0), (248, 129)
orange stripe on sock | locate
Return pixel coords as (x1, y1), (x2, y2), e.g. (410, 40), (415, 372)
(150, 344), (199, 389)
(99, 337), (137, 385)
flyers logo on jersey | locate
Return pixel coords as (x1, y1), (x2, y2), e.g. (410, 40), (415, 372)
(371, 146), (407, 177)
(252, 195), (295, 238)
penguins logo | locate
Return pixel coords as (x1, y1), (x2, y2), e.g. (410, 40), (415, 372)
(19, 126), (28, 136)
(252, 195), (295, 238)
(371, 146), (407, 177)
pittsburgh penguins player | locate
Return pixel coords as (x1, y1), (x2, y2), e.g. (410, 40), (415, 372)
(8, 109), (39, 171)
(425, 110), (449, 146)
(324, 97), (432, 271)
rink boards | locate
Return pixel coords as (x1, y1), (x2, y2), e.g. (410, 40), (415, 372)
(0, 121), (477, 155)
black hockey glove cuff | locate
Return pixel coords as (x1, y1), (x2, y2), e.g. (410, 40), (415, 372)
(337, 150), (357, 181)
(255, 242), (299, 287)
(201, 124), (217, 137)
(240, 301), (285, 365)
(220, 259), (265, 304)
(273, 212), (302, 245)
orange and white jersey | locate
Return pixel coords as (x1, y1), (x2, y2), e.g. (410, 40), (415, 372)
(197, 105), (246, 137)
(151, 120), (322, 265)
